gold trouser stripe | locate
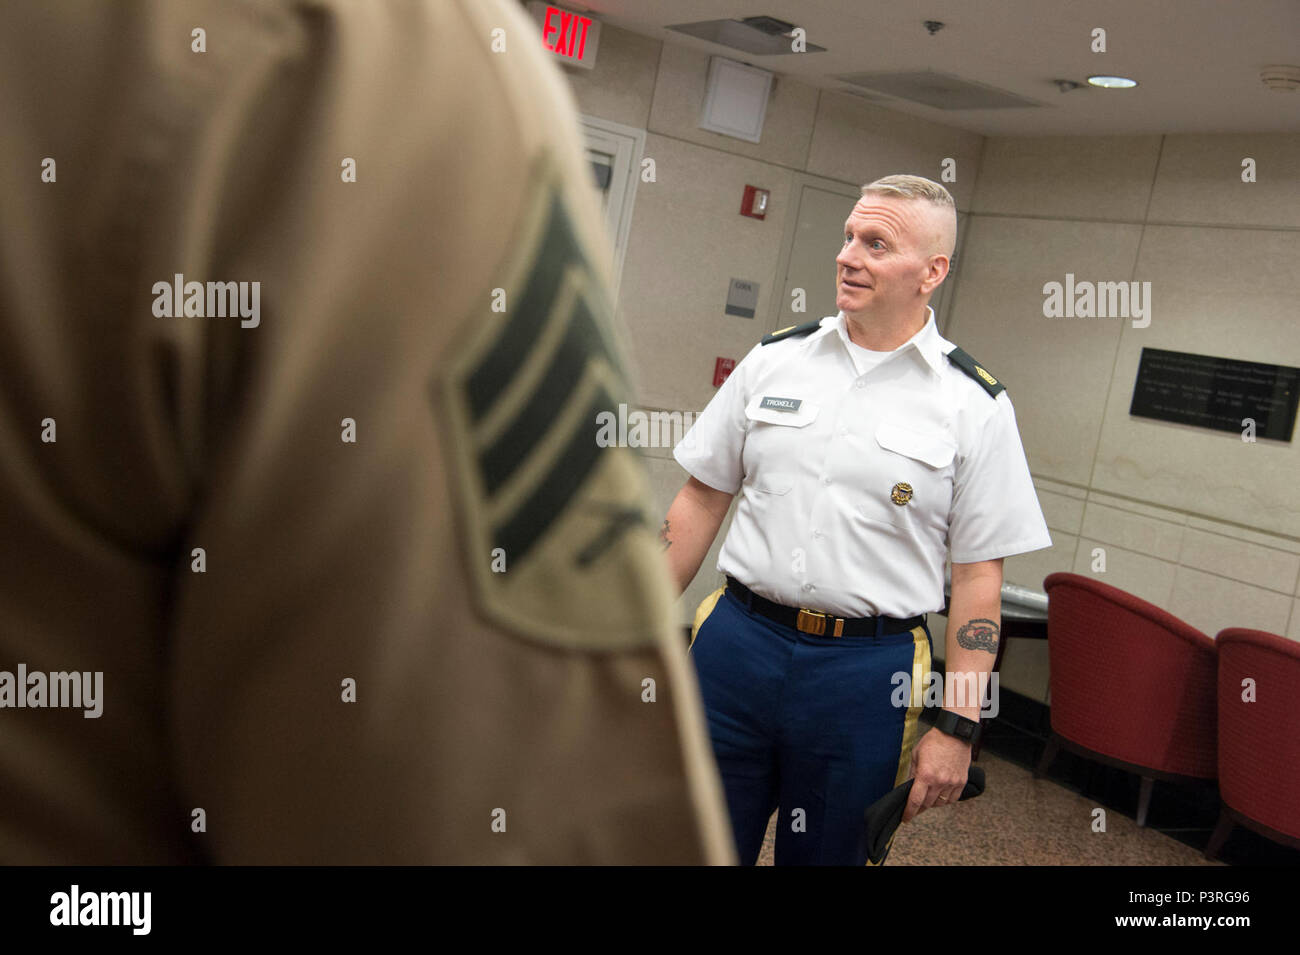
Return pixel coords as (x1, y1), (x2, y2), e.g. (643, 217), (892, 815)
(689, 586), (726, 649)
(867, 623), (931, 867)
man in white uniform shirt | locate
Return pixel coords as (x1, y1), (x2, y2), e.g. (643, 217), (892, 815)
(664, 175), (1052, 865)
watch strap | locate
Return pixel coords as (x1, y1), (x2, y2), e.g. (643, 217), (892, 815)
(932, 708), (981, 744)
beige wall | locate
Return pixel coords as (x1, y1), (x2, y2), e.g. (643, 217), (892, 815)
(554, 24), (1300, 704)
(944, 132), (1300, 700)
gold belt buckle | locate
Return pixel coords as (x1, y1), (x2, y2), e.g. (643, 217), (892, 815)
(796, 609), (844, 637)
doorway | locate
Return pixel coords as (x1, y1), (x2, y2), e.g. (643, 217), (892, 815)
(579, 115), (645, 299)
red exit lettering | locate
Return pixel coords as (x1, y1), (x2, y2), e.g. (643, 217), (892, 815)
(542, 6), (591, 59)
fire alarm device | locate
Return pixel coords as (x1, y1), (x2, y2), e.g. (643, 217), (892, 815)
(713, 357), (737, 386)
(740, 185), (769, 219)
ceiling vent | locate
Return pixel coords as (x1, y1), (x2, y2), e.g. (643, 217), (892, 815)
(741, 15), (795, 35)
(667, 17), (826, 55)
(835, 70), (1041, 109)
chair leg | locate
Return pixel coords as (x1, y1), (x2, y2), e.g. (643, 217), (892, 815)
(1204, 806), (1235, 861)
(1033, 734), (1059, 779)
(1136, 776), (1154, 828)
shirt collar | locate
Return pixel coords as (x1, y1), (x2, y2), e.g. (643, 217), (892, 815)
(832, 306), (947, 377)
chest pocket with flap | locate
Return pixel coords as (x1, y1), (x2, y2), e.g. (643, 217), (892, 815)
(741, 395), (819, 494)
(859, 422), (956, 527)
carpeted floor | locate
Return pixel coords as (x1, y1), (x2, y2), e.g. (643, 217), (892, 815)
(755, 751), (1220, 865)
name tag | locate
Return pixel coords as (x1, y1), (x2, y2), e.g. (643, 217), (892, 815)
(759, 396), (802, 413)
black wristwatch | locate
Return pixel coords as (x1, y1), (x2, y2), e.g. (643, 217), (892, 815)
(932, 709), (981, 745)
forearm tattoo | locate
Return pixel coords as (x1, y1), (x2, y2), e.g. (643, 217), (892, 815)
(956, 618), (999, 653)
(659, 519), (672, 550)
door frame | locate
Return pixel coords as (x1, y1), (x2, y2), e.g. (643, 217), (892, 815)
(768, 172), (861, 332)
(578, 114), (645, 300)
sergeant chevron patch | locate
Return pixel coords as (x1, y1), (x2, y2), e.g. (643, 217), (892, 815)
(435, 155), (673, 651)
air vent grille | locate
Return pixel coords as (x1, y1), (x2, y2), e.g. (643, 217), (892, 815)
(835, 71), (1040, 109)
(668, 18), (826, 55)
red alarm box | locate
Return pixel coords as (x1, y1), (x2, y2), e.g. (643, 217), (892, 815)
(740, 185), (769, 220)
(713, 357), (736, 386)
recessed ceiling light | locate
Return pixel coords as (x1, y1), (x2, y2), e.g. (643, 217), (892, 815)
(1087, 75), (1138, 89)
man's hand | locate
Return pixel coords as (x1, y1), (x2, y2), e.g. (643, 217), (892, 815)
(902, 726), (971, 823)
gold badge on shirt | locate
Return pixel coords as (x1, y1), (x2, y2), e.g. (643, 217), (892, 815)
(890, 482), (913, 506)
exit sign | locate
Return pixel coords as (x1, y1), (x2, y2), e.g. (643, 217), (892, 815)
(527, 2), (600, 69)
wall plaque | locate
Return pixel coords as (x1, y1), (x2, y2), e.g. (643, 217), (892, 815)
(1130, 347), (1299, 441)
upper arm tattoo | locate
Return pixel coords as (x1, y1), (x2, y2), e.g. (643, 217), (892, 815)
(659, 519), (672, 550)
(956, 618), (999, 653)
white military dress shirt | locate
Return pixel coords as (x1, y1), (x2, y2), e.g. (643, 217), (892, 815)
(674, 307), (1052, 619)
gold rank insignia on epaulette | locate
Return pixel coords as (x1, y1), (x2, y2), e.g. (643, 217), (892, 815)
(761, 318), (823, 345)
(945, 346), (1005, 397)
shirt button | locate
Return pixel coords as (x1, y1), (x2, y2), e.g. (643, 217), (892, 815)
(802, 583), (815, 593)
(822, 476), (831, 486)
(856, 380), (866, 389)
(813, 530), (825, 539)
(838, 428), (848, 437)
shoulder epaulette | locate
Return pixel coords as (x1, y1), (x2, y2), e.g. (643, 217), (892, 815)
(946, 346), (1005, 398)
(761, 318), (822, 345)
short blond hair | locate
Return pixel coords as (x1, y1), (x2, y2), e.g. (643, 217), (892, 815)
(859, 174), (956, 256)
(860, 174), (954, 209)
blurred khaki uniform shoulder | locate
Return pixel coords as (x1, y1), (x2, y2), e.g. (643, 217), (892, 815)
(0, 0), (732, 864)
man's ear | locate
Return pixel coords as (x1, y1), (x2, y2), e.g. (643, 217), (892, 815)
(921, 254), (949, 294)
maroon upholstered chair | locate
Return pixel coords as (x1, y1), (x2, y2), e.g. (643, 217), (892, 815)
(1037, 573), (1218, 826)
(1205, 628), (1300, 859)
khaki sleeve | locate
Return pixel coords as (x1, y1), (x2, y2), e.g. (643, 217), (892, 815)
(155, 0), (733, 863)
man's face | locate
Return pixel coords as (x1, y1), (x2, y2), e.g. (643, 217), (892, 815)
(835, 195), (946, 320)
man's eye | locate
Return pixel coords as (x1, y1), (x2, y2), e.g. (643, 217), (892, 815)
(843, 234), (852, 244)
(872, 240), (886, 250)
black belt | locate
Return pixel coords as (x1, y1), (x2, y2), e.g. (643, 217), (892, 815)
(725, 576), (924, 638)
